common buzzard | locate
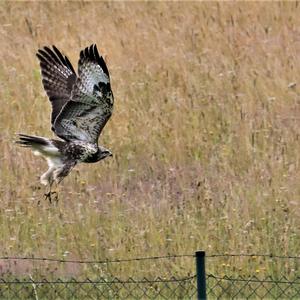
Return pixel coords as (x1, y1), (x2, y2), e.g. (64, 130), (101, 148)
(17, 44), (114, 188)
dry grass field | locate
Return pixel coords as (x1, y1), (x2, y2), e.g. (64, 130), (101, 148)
(0, 1), (299, 279)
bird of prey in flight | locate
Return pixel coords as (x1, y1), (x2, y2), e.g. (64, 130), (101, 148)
(17, 44), (114, 196)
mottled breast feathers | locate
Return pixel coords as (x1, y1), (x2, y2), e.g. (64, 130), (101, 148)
(36, 44), (114, 144)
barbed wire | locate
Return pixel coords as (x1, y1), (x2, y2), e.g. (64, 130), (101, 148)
(0, 253), (299, 264)
(206, 254), (300, 259)
(0, 254), (194, 264)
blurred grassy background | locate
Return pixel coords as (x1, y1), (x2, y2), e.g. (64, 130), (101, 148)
(0, 2), (299, 278)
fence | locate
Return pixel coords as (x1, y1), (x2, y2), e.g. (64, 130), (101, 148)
(0, 252), (299, 299)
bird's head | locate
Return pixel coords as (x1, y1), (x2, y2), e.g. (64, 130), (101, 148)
(98, 146), (113, 161)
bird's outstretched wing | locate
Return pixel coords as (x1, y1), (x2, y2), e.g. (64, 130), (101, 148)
(36, 46), (77, 126)
(53, 44), (114, 143)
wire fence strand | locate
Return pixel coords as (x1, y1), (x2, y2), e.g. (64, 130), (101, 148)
(0, 253), (299, 264)
(0, 254), (194, 264)
(206, 254), (300, 259)
(207, 274), (300, 285)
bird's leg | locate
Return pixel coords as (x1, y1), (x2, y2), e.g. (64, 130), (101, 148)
(52, 182), (59, 204)
(44, 180), (58, 203)
(44, 181), (53, 203)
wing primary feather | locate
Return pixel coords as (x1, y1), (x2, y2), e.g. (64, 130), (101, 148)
(94, 44), (109, 77)
(43, 46), (61, 65)
(38, 49), (58, 65)
(89, 44), (94, 58)
(84, 46), (89, 58)
(64, 55), (76, 74)
(52, 45), (67, 65)
(80, 49), (84, 60)
(36, 52), (48, 65)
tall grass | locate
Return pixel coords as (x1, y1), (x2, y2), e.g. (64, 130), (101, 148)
(0, 2), (299, 278)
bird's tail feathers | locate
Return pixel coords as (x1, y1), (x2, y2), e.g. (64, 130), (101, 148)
(16, 134), (49, 147)
(16, 134), (61, 157)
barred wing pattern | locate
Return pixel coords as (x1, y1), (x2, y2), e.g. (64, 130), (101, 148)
(36, 46), (77, 125)
(53, 45), (114, 143)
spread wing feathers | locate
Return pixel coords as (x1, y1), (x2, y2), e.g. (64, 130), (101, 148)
(53, 101), (111, 142)
(36, 46), (77, 125)
(77, 43), (110, 98)
(53, 44), (113, 143)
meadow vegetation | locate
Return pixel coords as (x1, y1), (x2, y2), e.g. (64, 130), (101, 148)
(0, 2), (299, 279)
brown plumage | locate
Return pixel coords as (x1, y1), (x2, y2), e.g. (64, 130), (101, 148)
(16, 44), (114, 186)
